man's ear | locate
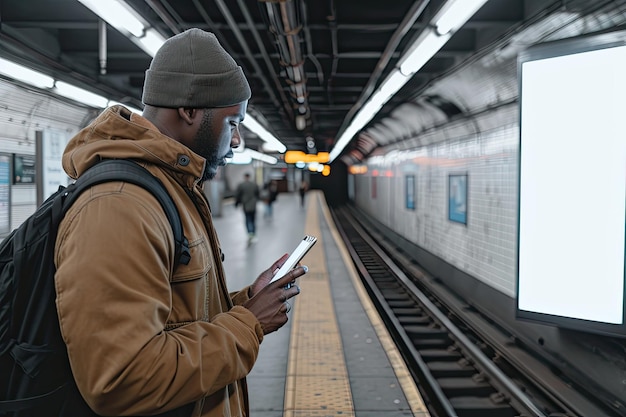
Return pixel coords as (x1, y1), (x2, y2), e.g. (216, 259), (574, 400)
(178, 107), (199, 125)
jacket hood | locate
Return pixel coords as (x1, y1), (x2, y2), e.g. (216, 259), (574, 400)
(62, 105), (206, 181)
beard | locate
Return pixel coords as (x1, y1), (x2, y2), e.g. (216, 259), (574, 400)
(191, 110), (221, 181)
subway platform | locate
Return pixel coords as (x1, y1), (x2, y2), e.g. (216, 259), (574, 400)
(212, 190), (429, 417)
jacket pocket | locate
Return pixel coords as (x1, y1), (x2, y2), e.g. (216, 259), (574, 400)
(171, 236), (212, 283)
(169, 236), (212, 323)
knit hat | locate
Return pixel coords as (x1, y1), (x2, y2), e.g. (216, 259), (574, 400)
(142, 28), (251, 108)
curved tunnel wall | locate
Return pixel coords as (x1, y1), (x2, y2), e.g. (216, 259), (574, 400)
(346, 5), (626, 405)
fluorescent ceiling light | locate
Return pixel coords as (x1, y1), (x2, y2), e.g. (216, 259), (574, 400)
(330, 0), (489, 163)
(77, 0), (166, 58)
(399, 29), (450, 76)
(137, 28), (166, 57)
(0, 57), (135, 110)
(0, 57), (54, 88)
(228, 151), (253, 165)
(261, 142), (281, 152)
(435, 0), (489, 35)
(330, 32), (446, 162)
(377, 69), (411, 101)
(242, 113), (286, 153)
(55, 81), (109, 108)
(307, 162), (325, 172)
(329, 69), (409, 162)
(245, 148), (278, 164)
(76, 0), (145, 37)
(227, 148), (278, 165)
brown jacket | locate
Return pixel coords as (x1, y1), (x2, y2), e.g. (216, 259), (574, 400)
(54, 106), (263, 416)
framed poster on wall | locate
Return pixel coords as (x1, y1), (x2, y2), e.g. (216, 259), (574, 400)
(13, 154), (36, 184)
(405, 175), (415, 210)
(448, 173), (467, 224)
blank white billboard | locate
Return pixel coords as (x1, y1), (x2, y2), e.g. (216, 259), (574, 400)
(517, 36), (626, 335)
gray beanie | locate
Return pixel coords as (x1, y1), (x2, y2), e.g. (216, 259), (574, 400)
(142, 28), (251, 108)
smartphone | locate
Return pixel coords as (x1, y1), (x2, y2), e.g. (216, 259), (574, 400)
(270, 235), (317, 283)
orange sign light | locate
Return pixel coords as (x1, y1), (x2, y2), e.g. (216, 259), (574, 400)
(348, 165), (368, 175)
(284, 151), (330, 164)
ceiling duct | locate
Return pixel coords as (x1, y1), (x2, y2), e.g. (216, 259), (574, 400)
(259, 0), (311, 137)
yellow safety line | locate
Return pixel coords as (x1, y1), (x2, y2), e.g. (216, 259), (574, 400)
(319, 195), (430, 416)
(284, 191), (355, 417)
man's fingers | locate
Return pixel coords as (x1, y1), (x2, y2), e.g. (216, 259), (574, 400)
(271, 254), (290, 274)
(272, 265), (307, 287)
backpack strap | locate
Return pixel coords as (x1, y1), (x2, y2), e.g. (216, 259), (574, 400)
(66, 159), (191, 267)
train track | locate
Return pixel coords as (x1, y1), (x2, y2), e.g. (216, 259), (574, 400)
(330, 206), (620, 417)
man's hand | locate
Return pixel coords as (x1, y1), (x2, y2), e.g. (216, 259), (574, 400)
(249, 254), (289, 297)
(243, 261), (307, 335)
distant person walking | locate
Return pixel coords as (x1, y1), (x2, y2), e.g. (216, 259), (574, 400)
(263, 179), (279, 219)
(235, 173), (260, 244)
(299, 180), (308, 208)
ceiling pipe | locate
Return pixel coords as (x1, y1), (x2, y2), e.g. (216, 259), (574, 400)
(213, 0), (284, 113)
(300, 4), (324, 86)
(259, 0), (312, 136)
(98, 20), (107, 75)
(144, 0), (182, 34)
(326, 1), (338, 107)
(335, 0), (430, 154)
(235, 0), (295, 123)
(191, 0), (238, 53)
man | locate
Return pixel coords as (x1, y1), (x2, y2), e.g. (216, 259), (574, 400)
(235, 173), (260, 243)
(299, 180), (308, 207)
(262, 179), (279, 220)
(54, 28), (305, 417)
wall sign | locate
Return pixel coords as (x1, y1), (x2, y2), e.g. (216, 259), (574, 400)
(13, 154), (36, 184)
(405, 175), (415, 210)
(448, 173), (467, 224)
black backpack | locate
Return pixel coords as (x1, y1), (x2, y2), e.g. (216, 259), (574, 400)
(0, 159), (191, 415)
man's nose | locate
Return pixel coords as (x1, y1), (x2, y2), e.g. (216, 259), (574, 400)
(231, 127), (242, 148)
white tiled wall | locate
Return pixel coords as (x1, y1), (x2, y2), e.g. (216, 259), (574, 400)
(355, 116), (520, 297)
(0, 80), (91, 233)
